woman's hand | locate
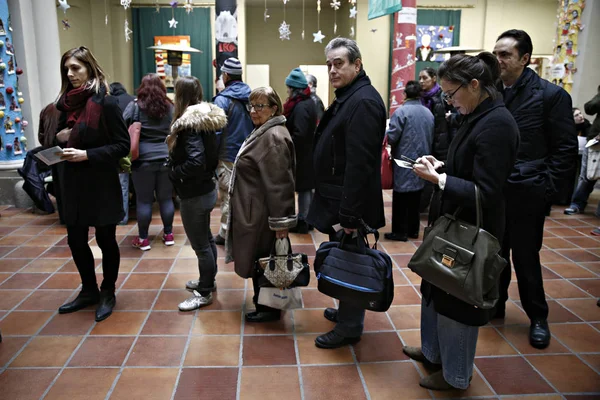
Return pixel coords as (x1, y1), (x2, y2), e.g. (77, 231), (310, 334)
(60, 148), (88, 162)
(416, 155), (444, 170)
(413, 157), (441, 185)
(56, 128), (72, 143)
(275, 229), (288, 239)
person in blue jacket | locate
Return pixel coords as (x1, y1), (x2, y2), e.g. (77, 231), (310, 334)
(211, 57), (254, 247)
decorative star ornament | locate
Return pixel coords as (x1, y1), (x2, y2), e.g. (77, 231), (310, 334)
(58, 0), (70, 14)
(184, 0), (193, 14)
(283, 0), (289, 3)
(62, 19), (71, 30)
(155, 2), (161, 13)
(349, 26), (355, 37)
(169, 17), (179, 28)
(313, 30), (325, 43)
(170, 1), (179, 7)
(330, 0), (340, 10)
(124, 19), (133, 42)
(349, 6), (357, 18)
(317, 0), (321, 11)
(120, 0), (131, 10)
(279, 21), (291, 40)
(264, 8), (270, 22)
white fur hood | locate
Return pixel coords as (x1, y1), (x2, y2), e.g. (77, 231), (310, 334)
(170, 102), (228, 135)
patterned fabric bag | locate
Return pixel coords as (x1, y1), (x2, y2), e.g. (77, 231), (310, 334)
(258, 238), (308, 288)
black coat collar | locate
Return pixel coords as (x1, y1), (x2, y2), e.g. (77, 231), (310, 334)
(333, 70), (371, 104)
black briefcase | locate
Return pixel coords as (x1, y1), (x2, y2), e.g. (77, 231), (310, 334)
(314, 230), (394, 312)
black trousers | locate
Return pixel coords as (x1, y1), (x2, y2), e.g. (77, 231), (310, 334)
(67, 224), (120, 292)
(392, 190), (423, 237)
(499, 201), (548, 321)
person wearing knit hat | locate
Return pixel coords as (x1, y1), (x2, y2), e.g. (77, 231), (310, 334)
(283, 67), (317, 234)
(285, 68), (308, 89)
(211, 57), (253, 247)
(220, 57), (243, 76)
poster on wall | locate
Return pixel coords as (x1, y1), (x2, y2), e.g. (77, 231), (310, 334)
(415, 25), (454, 62)
(389, 0), (417, 117)
(214, 0), (238, 93)
(551, 0), (585, 93)
(154, 36), (192, 88)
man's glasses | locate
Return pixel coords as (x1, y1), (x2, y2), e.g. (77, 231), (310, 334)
(442, 84), (464, 103)
(246, 103), (269, 112)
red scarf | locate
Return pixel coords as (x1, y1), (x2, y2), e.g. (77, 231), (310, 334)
(283, 87), (311, 117)
(56, 85), (105, 149)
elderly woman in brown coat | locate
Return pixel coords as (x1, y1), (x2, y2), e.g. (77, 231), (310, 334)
(225, 86), (297, 323)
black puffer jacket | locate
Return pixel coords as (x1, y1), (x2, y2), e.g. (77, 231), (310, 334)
(168, 103), (227, 199)
(500, 68), (577, 202)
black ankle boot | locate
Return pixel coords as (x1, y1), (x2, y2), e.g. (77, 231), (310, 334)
(290, 219), (309, 234)
(59, 289), (100, 314)
(95, 290), (116, 322)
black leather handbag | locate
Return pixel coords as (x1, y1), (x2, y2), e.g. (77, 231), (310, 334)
(407, 185), (507, 309)
(314, 228), (394, 312)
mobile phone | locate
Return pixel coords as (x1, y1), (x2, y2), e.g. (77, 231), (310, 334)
(400, 155), (417, 165)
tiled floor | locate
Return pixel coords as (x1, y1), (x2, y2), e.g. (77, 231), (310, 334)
(0, 191), (599, 400)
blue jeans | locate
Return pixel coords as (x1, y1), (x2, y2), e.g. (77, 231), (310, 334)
(570, 148), (600, 217)
(118, 173), (129, 225)
(420, 299), (479, 390)
(297, 190), (313, 220)
(131, 162), (175, 239)
(179, 189), (218, 295)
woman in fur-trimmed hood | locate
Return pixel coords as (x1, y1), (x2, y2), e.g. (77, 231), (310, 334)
(166, 76), (227, 312)
(225, 86), (297, 323)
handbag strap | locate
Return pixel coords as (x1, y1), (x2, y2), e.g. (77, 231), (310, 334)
(268, 237), (296, 272)
(133, 100), (140, 122)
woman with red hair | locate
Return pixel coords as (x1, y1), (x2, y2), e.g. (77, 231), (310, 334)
(123, 73), (175, 251)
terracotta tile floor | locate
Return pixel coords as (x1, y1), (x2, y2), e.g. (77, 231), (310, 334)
(1, 191), (600, 400)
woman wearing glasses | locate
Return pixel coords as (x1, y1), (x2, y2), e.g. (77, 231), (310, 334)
(226, 87), (297, 323)
(407, 53), (519, 391)
(167, 76), (227, 311)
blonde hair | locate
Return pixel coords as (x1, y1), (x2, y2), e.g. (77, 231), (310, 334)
(249, 87), (283, 116)
(58, 46), (108, 98)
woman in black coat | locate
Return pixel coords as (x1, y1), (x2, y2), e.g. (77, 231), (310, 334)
(283, 68), (317, 233)
(409, 53), (519, 391)
(54, 46), (130, 322)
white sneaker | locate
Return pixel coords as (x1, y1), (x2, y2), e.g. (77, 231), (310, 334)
(178, 291), (213, 311)
(185, 280), (217, 292)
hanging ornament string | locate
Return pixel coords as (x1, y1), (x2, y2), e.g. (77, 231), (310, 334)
(313, 0), (325, 43)
(184, 0), (193, 14)
(104, 0), (108, 25)
(302, 0), (305, 40)
(331, 0), (340, 35)
(169, 1), (179, 29)
(264, 0), (270, 22)
(349, 0), (357, 37)
(279, 0), (291, 40)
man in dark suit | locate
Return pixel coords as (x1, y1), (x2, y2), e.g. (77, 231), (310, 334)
(493, 30), (578, 349)
(307, 37), (386, 349)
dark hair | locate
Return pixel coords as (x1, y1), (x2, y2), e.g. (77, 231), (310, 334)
(109, 82), (127, 95)
(572, 107), (580, 112)
(496, 29), (533, 66)
(172, 76), (203, 125)
(420, 67), (437, 79)
(405, 80), (421, 99)
(58, 46), (108, 98)
(38, 103), (61, 149)
(137, 73), (172, 119)
(225, 73), (242, 82)
(438, 52), (501, 100)
(325, 37), (364, 71)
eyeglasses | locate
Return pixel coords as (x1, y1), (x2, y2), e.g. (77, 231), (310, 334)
(247, 103), (269, 112)
(442, 84), (464, 103)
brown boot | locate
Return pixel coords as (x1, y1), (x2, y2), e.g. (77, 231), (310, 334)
(419, 371), (457, 391)
(402, 346), (442, 372)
